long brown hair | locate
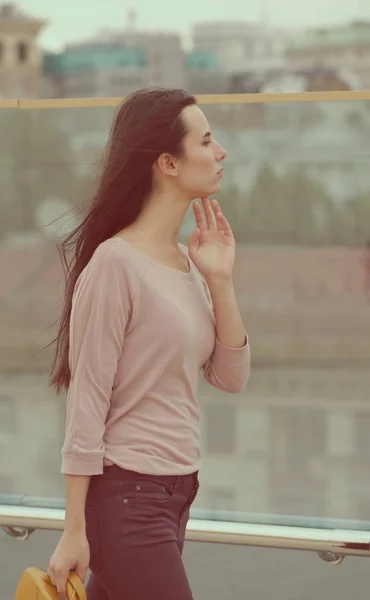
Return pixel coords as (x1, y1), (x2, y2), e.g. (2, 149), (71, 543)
(50, 88), (196, 393)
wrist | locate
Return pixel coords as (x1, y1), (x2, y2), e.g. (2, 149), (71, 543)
(63, 526), (86, 538)
(64, 516), (86, 536)
(205, 276), (234, 294)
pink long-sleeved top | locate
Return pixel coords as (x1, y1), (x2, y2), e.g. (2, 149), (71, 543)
(61, 237), (250, 476)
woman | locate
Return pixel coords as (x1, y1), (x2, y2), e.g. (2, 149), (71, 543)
(48, 88), (250, 600)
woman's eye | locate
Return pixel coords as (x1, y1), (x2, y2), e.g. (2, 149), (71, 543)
(203, 140), (211, 146)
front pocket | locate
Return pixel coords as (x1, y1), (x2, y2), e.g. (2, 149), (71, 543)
(85, 505), (103, 574)
(124, 479), (174, 503)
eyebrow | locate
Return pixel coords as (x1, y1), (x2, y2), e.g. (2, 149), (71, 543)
(202, 131), (211, 139)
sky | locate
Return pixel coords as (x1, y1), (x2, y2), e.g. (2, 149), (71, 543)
(19, 0), (370, 50)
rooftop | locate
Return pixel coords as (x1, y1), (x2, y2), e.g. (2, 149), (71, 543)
(0, 2), (40, 21)
(44, 45), (148, 74)
(289, 21), (370, 51)
(0, 2), (47, 34)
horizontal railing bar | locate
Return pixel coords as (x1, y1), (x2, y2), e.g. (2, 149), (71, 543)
(187, 519), (370, 555)
(0, 99), (19, 108)
(0, 495), (66, 510)
(192, 508), (370, 532)
(0, 90), (370, 110)
(1, 494), (370, 532)
(1, 505), (370, 557)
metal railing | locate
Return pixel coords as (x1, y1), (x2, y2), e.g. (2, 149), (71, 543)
(1, 495), (370, 565)
(1, 89), (370, 109)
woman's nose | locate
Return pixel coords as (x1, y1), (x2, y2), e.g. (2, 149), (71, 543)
(218, 145), (227, 161)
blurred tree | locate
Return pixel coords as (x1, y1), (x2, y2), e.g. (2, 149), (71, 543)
(242, 165), (287, 243)
(343, 191), (370, 246)
(241, 164), (338, 245)
(279, 167), (334, 245)
(215, 184), (244, 239)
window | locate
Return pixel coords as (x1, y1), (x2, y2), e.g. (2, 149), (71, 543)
(204, 404), (236, 454)
(17, 41), (28, 63)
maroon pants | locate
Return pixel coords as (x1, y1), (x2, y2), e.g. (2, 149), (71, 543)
(85, 465), (199, 600)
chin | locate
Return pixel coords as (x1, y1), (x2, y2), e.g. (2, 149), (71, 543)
(196, 183), (221, 198)
(210, 182), (222, 195)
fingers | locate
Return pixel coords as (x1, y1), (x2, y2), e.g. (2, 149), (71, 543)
(211, 198), (222, 224)
(188, 227), (200, 248)
(57, 574), (68, 598)
(194, 197), (219, 231)
(48, 568), (68, 598)
(194, 197), (234, 239)
(193, 201), (207, 233)
(76, 564), (88, 584)
(201, 197), (217, 229)
(216, 212), (233, 237)
(211, 199), (234, 238)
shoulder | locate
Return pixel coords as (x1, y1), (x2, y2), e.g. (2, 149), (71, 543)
(92, 238), (132, 267)
(76, 238), (146, 298)
(89, 238), (145, 278)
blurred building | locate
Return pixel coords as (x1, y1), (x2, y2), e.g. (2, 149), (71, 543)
(286, 21), (370, 90)
(192, 20), (290, 75)
(185, 49), (228, 94)
(44, 10), (188, 98)
(44, 28), (225, 97)
(0, 2), (46, 98)
(44, 44), (152, 98)
(230, 67), (354, 94)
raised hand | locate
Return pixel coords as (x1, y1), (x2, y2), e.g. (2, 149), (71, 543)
(188, 197), (235, 283)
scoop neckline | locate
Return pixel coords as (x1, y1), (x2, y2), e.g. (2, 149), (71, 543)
(111, 237), (193, 278)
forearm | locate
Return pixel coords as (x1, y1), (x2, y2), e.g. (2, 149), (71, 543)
(64, 474), (91, 535)
(206, 277), (246, 348)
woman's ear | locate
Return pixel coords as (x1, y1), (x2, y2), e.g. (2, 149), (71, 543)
(156, 153), (179, 178)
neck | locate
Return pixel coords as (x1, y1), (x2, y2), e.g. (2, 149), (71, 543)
(124, 188), (192, 246)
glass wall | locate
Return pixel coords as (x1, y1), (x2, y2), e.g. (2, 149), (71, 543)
(1, 94), (370, 530)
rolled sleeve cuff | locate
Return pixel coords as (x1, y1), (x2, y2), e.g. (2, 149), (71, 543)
(61, 451), (104, 476)
(213, 332), (250, 366)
